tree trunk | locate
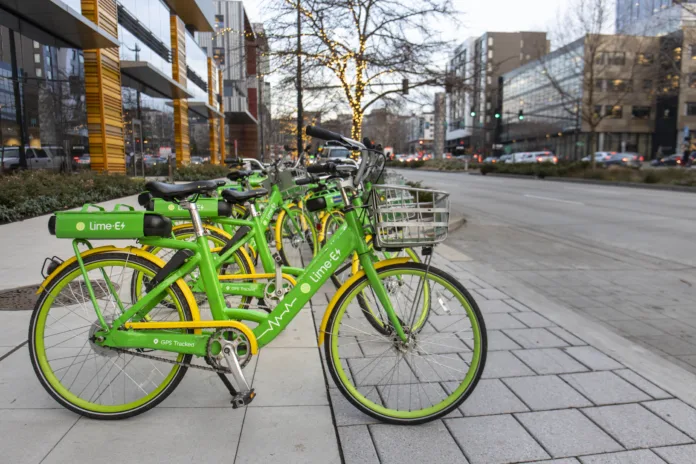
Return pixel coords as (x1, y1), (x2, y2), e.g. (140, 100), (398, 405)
(351, 109), (363, 141)
(588, 129), (596, 170)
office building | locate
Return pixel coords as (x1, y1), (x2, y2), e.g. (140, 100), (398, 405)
(407, 112), (434, 154)
(616, 0), (696, 36)
(445, 31), (549, 155)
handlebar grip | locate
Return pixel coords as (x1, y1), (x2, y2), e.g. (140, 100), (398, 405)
(307, 162), (336, 174)
(305, 125), (344, 142)
(295, 177), (314, 186)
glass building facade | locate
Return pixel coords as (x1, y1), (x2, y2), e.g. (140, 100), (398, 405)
(0, 25), (88, 169)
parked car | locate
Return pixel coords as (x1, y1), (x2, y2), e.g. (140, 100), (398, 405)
(395, 154), (408, 162)
(190, 156), (204, 165)
(498, 154), (513, 163)
(533, 152), (558, 164)
(604, 153), (643, 168)
(483, 156), (499, 164)
(73, 154), (91, 168)
(581, 152), (615, 164)
(1, 146), (71, 171)
(650, 154), (682, 167)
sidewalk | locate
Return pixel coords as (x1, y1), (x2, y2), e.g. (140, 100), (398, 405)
(3, 206), (696, 462)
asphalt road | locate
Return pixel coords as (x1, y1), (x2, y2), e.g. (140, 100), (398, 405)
(397, 169), (696, 374)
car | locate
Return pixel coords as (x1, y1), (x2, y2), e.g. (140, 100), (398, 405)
(483, 156), (499, 164)
(73, 154), (91, 168)
(498, 154), (512, 163)
(581, 152), (615, 164)
(190, 156), (204, 165)
(534, 152), (558, 164)
(1, 146), (71, 172)
(651, 154), (683, 167)
(320, 146), (352, 162)
(604, 152), (643, 168)
(395, 154), (408, 162)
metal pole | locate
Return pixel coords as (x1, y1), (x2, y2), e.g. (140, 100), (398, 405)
(9, 31), (27, 169)
(258, 46), (265, 162)
(296, 0), (303, 161)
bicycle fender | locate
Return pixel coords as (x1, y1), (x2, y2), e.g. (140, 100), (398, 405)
(317, 257), (411, 346)
(36, 246), (203, 330)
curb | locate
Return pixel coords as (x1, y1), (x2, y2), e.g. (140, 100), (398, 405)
(472, 172), (696, 193)
(449, 216), (467, 233)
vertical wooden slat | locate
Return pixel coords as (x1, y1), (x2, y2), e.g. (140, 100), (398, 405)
(208, 58), (220, 164)
(170, 15), (190, 166)
(82, 0), (125, 173)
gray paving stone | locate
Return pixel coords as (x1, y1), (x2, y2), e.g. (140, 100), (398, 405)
(513, 349), (589, 375)
(563, 346), (623, 371)
(370, 420), (466, 464)
(338, 425), (380, 464)
(504, 375), (592, 411)
(512, 312), (556, 328)
(613, 369), (671, 399)
(485, 330), (523, 351)
(583, 404), (692, 449)
(643, 399), (696, 440)
(236, 406), (341, 464)
(516, 409), (623, 458)
(548, 327), (587, 346)
(653, 444), (696, 463)
(484, 313), (528, 330)
(45, 407), (247, 464)
(329, 388), (380, 426)
(579, 450), (665, 463)
(447, 415), (549, 464)
(482, 351), (536, 378)
(251, 347), (329, 406)
(504, 298), (533, 312)
(0, 409), (78, 464)
(478, 299), (518, 314)
(562, 371), (651, 405)
(474, 287), (509, 300)
(504, 328), (570, 349)
(349, 355), (417, 385)
(443, 378), (529, 416)
(429, 314), (475, 333)
(521, 460), (580, 464)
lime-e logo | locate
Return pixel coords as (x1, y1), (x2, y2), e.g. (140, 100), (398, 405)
(89, 221), (126, 231)
(168, 204), (175, 211)
(76, 222), (85, 231)
(300, 283), (311, 294)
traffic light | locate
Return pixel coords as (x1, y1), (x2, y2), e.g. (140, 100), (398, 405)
(518, 110), (524, 121)
(494, 110), (501, 119)
(470, 107), (476, 117)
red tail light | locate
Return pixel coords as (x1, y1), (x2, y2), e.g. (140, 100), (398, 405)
(315, 223), (322, 232)
(537, 157), (543, 162)
(622, 158), (628, 162)
(639, 156), (644, 162)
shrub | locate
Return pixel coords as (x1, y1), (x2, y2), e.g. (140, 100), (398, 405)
(0, 170), (145, 224)
(173, 164), (229, 181)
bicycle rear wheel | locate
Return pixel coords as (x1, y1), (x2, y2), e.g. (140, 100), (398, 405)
(29, 251), (193, 419)
(324, 262), (486, 424)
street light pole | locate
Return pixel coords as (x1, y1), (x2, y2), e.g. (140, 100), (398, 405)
(296, 0), (303, 160)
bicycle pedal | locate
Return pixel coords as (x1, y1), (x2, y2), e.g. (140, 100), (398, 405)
(231, 389), (256, 408)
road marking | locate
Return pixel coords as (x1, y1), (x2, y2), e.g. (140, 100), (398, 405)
(524, 194), (584, 205)
(563, 186), (624, 195)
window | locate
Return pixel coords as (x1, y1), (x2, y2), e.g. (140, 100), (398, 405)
(35, 68), (42, 77)
(593, 105), (603, 118)
(637, 53), (654, 65)
(213, 48), (225, 65)
(632, 106), (651, 119)
(215, 15), (224, 29)
(34, 53), (41, 63)
(605, 105), (623, 118)
(690, 73), (696, 89)
(643, 79), (653, 91)
(488, 49), (493, 59)
(609, 79), (632, 92)
(687, 102), (696, 116)
(595, 53), (604, 65)
(520, 39), (524, 48)
(607, 52), (626, 65)
(488, 36), (494, 47)
(594, 79), (605, 91)
(202, 46), (207, 55)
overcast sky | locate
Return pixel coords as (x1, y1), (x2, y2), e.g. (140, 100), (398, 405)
(244, 0), (580, 44)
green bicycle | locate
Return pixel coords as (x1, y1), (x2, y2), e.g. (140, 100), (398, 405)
(29, 126), (487, 424)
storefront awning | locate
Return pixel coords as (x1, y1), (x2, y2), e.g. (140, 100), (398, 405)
(0, 0), (119, 49)
(120, 61), (194, 100)
(162, 0), (214, 33)
(226, 110), (258, 125)
(189, 101), (224, 119)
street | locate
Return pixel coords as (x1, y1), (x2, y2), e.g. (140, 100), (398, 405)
(400, 169), (696, 375)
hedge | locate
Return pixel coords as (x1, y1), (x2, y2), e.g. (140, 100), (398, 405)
(0, 170), (145, 224)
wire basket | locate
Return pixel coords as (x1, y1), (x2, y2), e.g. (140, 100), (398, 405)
(369, 185), (450, 248)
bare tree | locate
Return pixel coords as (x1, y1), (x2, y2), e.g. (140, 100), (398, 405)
(264, 0), (462, 140)
(539, 0), (659, 168)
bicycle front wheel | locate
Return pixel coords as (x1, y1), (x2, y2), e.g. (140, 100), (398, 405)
(29, 251), (193, 419)
(324, 262), (486, 424)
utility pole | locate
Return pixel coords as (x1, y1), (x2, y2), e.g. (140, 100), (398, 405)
(296, 0), (303, 160)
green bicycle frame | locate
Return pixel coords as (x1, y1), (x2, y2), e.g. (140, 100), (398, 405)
(92, 197), (407, 357)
